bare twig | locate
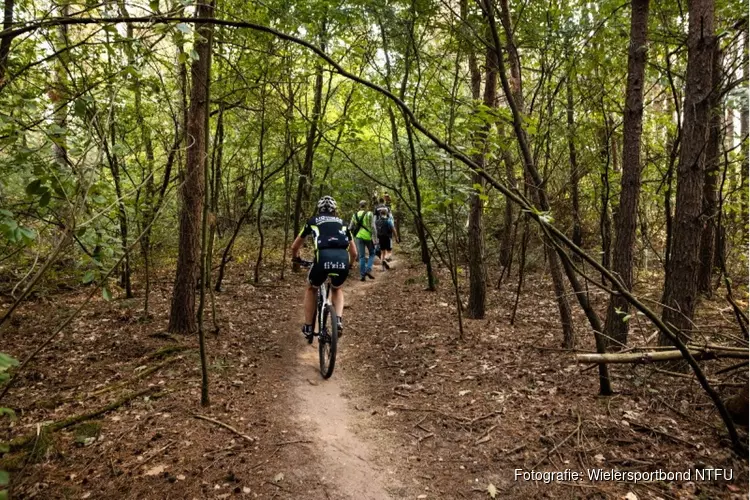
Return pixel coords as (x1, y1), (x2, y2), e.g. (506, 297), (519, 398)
(193, 414), (255, 444)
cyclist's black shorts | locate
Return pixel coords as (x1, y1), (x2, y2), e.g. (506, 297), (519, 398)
(308, 249), (349, 288)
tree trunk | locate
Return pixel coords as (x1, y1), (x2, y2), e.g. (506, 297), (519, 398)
(599, 126), (613, 278)
(698, 46), (722, 295)
(293, 33), (326, 241)
(466, 22), (497, 319)
(169, 0), (214, 334)
(497, 0), (521, 278)
(108, 117), (133, 298)
(493, 0), (574, 348)
(279, 74), (295, 281)
(498, 123), (516, 274)
(254, 85), (267, 285)
(566, 67), (583, 250)
(660, 0), (715, 344)
(603, 0), (650, 348)
(741, 31), (749, 234)
(0, 0), (14, 84)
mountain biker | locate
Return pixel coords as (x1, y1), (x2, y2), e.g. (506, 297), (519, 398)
(349, 200), (378, 281)
(375, 206), (396, 269)
(291, 196), (357, 340)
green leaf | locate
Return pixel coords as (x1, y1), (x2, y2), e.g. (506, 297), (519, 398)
(82, 270), (96, 284)
(0, 408), (15, 419)
(0, 353), (19, 369)
(17, 227), (35, 242)
(73, 99), (88, 117)
(25, 179), (42, 195)
(190, 49), (200, 61)
(176, 23), (192, 34)
(102, 286), (112, 301)
(0, 471), (7, 486)
(149, 0), (159, 11)
(39, 190), (51, 207)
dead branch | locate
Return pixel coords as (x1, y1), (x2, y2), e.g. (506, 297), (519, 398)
(530, 414), (582, 471)
(84, 355), (186, 399)
(576, 348), (748, 364)
(193, 414), (255, 444)
(715, 360), (749, 375)
(4, 387), (156, 452)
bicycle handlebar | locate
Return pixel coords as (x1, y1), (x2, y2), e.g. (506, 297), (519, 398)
(292, 257), (313, 268)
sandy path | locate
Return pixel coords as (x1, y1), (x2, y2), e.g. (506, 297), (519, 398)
(290, 268), (398, 500)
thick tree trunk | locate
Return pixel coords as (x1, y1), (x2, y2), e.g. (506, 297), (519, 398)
(169, 0), (214, 334)
(698, 47), (722, 295)
(603, 0), (650, 348)
(660, 0), (715, 344)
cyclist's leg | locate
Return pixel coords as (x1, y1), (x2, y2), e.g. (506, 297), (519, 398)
(327, 250), (349, 331)
(303, 284), (317, 324)
(303, 261), (325, 335)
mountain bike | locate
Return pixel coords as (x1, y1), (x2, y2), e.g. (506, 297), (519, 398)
(295, 258), (338, 379)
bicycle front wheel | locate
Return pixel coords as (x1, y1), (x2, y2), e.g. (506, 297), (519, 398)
(319, 303), (338, 378)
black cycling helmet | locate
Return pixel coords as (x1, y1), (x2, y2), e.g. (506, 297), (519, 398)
(317, 195), (337, 213)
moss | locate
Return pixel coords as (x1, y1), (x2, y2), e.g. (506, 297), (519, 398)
(28, 426), (53, 463)
(146, 345), (189, 360)
(73, 422), (101, 446)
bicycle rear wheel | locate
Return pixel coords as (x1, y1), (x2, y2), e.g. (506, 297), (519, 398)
(319, 303), (338, 378)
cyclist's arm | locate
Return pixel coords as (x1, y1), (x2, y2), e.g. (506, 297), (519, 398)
(291, 235), (304, 259)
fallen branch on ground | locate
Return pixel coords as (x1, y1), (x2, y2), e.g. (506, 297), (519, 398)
(83, 355), (186, 399)
(193, 414), (255, 443)
(576, 348), (749, 364)
(4, 387), (156, 452)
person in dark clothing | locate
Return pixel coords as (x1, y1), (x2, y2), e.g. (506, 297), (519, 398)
(291, 196), (357, 340)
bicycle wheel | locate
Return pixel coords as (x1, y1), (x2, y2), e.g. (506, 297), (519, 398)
(318, 302), (338, 379)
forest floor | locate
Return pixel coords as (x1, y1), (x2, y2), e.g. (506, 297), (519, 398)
(1, 250), (748, 499)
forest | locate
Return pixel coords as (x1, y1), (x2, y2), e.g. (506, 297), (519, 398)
(0, 0), (748, 498)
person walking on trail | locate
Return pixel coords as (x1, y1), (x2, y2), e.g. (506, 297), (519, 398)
(375, 206), (397, 269)
(383, 192), (400, 244)
(291, 196), (357, 341)
(350, 200), (377, 281)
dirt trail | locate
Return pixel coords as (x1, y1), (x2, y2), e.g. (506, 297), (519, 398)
(289, 266), (402, 500)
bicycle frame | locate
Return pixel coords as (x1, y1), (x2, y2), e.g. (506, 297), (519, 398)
(313, 280), (331, 335)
